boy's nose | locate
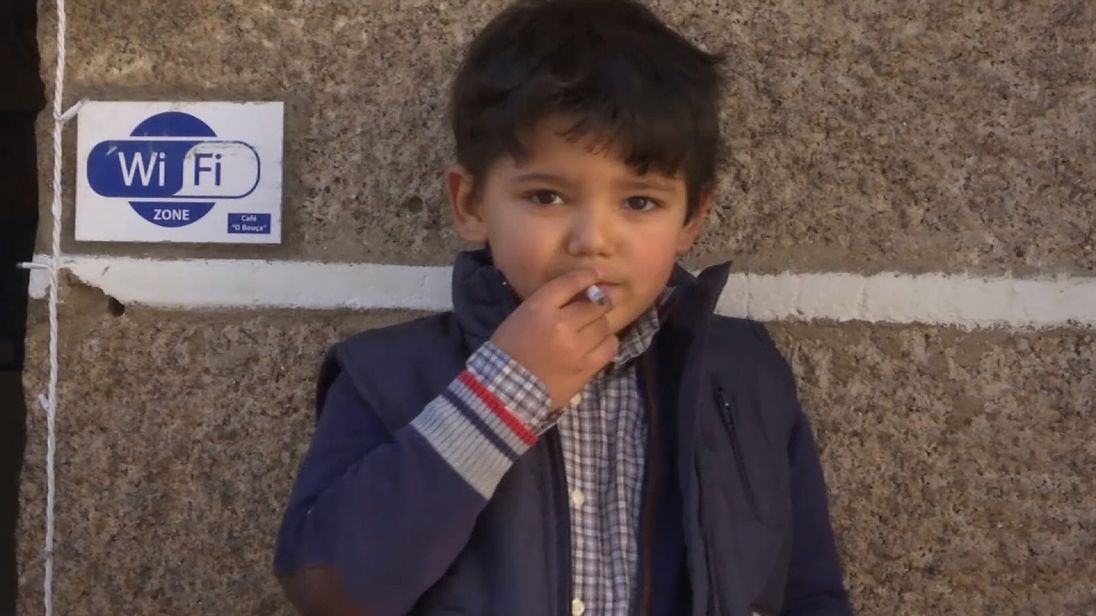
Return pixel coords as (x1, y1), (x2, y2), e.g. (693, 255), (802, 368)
(566, 206), (615, 258)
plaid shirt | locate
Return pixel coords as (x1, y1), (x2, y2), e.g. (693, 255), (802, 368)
(557, 307), (661, 615)
(464, 306), (662, 616)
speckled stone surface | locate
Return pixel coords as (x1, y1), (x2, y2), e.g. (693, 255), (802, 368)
(16, 289), (424, 616)
(35, 0), (1096, 275)
(16, 284), (1096, 614)
(767, 321), (1096, 615)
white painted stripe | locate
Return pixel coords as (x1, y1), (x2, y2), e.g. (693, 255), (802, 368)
(29, 254), (451, 312)
(28, 254), (1096, 329)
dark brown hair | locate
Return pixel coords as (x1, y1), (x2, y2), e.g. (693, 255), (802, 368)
(449, 0), (725, 220)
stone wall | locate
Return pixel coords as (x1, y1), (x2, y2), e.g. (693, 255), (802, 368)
(19, 1), (1095, 614)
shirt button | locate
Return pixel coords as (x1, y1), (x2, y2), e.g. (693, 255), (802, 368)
(569, 393), (583, 407)
(570, 489), (586, 508)
(571, 598), (586, 616)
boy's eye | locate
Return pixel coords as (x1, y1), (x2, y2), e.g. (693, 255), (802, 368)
(624, 196), (660, 212)
(527, 190), (564, 206)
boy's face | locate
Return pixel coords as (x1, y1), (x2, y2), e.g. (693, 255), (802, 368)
(448, 115), (711, 335)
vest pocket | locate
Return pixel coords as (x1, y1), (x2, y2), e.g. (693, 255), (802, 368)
(713, 384), (760, 521)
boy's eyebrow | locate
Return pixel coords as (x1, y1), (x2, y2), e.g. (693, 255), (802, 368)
(611, 177), (678, 194)
(510, 172), (577, 189)
(510, 172), (677, 194)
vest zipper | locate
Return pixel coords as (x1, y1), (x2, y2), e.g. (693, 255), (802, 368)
(634, 353), (660, 616)
(714, 385), (760, 520)
(545, 428), (572, 616)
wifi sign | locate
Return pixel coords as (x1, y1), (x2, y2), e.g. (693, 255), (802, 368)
(86, 112), (260, 227)
(75, 102), (283, 244)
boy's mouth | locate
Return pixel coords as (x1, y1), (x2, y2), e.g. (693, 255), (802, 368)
(595, 282), (624, 301)
(585, 284), (611, 306)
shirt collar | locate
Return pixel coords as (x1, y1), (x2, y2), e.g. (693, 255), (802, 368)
(608, 286), (677, 370)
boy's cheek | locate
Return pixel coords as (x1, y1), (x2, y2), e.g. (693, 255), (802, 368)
(632, 251), (677, 290)
(498, 264), (549, 302)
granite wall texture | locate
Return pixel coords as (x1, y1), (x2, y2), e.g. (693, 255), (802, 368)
(18, 0), (1095, 614)
(34, 0), (1096, 274)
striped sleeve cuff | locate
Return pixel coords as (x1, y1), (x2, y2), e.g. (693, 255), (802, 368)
(410, 342), (554, 498)
(465, 342), (556, 434)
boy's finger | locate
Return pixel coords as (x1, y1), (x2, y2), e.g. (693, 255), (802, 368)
(576, 314), (612, 351)
(585, 332), (620, 369)
(533, 268), (601, 308)
(558, 296), (611, 327)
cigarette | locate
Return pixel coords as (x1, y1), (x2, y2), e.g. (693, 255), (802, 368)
(585, 284), (611, 306)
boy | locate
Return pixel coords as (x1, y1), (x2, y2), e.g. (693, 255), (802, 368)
(274, 1), (852, 614)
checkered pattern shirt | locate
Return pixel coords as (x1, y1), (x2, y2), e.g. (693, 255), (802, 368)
(411, 303), (665, 616)
(555, 306), (660, 615)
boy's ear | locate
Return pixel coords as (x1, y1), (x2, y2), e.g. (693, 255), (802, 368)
(447, 164), (488, 243)
(676, 190), (714, 255)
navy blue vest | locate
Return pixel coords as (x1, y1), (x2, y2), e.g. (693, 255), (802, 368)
(279, 250), (851, 616)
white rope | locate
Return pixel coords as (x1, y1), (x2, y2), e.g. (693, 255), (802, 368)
(34, 0), (85, 613)
(41, 0), (67, 611)
(13, 6), (89, 612)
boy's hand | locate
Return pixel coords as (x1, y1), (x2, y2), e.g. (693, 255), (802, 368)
(491, 268), (619, 410)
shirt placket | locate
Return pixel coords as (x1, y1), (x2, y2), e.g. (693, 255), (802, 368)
(561, 378), (601, 616)
(559, 306), (660, 616)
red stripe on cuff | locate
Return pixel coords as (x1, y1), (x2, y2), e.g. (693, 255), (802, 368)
(458, 371), (538, 446)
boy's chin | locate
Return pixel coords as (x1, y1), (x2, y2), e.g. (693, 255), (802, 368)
(606, 303), (645, 336)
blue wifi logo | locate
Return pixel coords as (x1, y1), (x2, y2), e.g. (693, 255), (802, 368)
(86, 111), (261, 228)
